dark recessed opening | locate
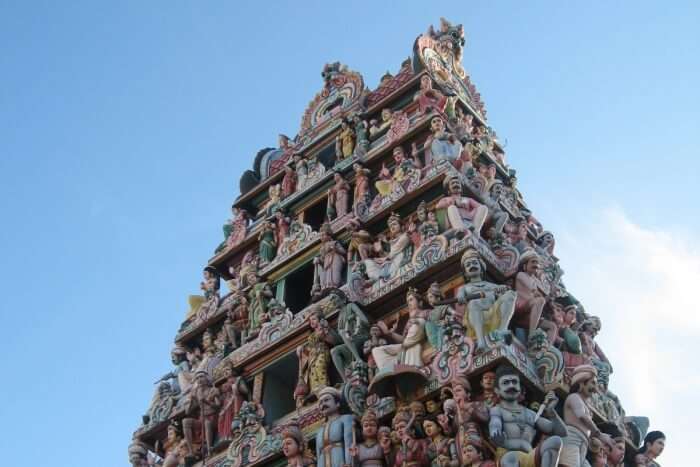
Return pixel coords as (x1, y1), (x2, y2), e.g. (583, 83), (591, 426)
(261, 353), (298, 424)
(283, 261), (315, 313)
(304, 199), (328, 232)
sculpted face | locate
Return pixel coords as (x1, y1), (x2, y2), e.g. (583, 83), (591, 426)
(422, 420), (439, 437)
(407, 293), (420, 310)
(362, 419), (378, 438)
(395, 420), (409, 441)
(425, 400), (438, 413)
(309, 313), (321, 330)
(463, 256), (482, 279)
(564, 306), (577, 326)
(381, 108), (392, 122)
(448, 177), (462, 194)
(581, 376), (598, 397)
(525, 257), (541, 276)
(281, 436), (300, 457)
(431, 116), (445, 133)
(452, 383), (470, 402)
(370, 325), (381, 338)
(318, 393), (338, 417)
(389, 219), (401, 235)
(648, 438), (665, 457)
(420, 75), (432, 90)
(393, 146), (405, 162)
(378, 427), (391, 445)
(481, 372), (495, 391)
(461, 444), (482, 464)
(496, 373), (521, 402)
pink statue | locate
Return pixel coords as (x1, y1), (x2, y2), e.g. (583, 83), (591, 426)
(327, 172), (351, 220)
(442, 376), (489, 440)
(313, 223), (346, 293)
(353, 162), (372, 215)
(216, 363), (250, 442)
(225, 207), (250, 248)
(275, 210), (292, 254)
(282, 164), (298, 199)
(349, 410), (387, 467)
(414, 75), (447, 115)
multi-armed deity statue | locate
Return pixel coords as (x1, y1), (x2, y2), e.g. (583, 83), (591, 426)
(130, 16), (664, 467)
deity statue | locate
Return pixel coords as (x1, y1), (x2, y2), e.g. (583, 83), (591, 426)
(349, 410), (386, 467)
(313, 224), (347, 297)
(258, 220), (278, 265)
(475, 371), (498, 408)
(217, 207), (250, 253)
(363, 324), (388, 381)
(352, 162), (372, 216)
(425, 282), (457, 352)
(217, 362), (250, 443)
(352, 114), (370, 156)
(374, 146), (422, 202)
(560, 365), (605, 467)
(328, 290), (370, 381)
(129, 438), (156, 467)
(282, 164), (298, 200)
(459, 438), (496, 467)
(294, 154), (310, 190)
(513, 250), (546, 340)
(363, 213), (412, 281)
(635, 431), (665, 467)
(435, 174), (488, 237)
(457, 248), (516, 352)
(383, 410), (429, 467)
(442, 376), (489, 441)
(295, 310), (340, 407)
(327, 171), (351, 220)
(275, 210), (292, 254)
(347, 216), (374, 262)
(200, 266), (220, 306)
(424, 417), (459, 467)
(369, 108), (394, 139)
(535, 231), (555, 257)
(263, 183), (283, 217)
(336, 118), (356, 160)
(372, 287), (429, 372)
(488, 365), (566, 467)
(481, 181), (508, 240)
(246, 273), (273, 338)
(154, 421), (186, 467)
(156, 345), (194, 398)
(183, 371), (221, 459)
(424, 116), (463, 166)
(579, 317), (612, 374)
(315, 387), (355, 467)
(414, 75), (448, 115)
(282, 423), (314, 467)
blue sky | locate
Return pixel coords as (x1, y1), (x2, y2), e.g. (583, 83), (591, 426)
(1, 2), (698, 466)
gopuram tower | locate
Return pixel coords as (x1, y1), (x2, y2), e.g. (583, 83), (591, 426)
(129, 18), (665, 467)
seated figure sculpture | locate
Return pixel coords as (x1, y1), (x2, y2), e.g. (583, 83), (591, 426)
(488, 365), (567, 467)
(372, 287), (429, 372)
(457, 248), (516, 352)
(424, 116), (463, 166)
(435, 174), (488, 237)
(363, 213), (412, 281)
(414, 75), (447, 115)
(374, 145), (422, 203)
(513, 250), (547, 341)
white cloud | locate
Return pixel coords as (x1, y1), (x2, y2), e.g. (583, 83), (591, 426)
(555, 206), (699, 466)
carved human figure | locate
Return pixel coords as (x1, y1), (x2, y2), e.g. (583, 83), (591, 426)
(369, 108), (394, 139)
(352, 163), (372, 215)
(329, 291), (370, 381)
(349, 410), (387, 467)
(560, 365), (604, 467)
(313, 224), (347, 294)
(537, 302), (564, 347)
(295, 310), (339, 407)
(374, 146), (422, 199)
(579, 317), (612, 373)
(282, 424), (313, 467)
(327, 172), (351, 220)
(457, 248), (516, 351)
(363, 213), (412, 281)
(200, 266), (220, 304)
(384, 410), (428, 467)
(635, 431), (665, 466)
(425, 116), (463, 166)
(263, 183), (282, 217)
(275, 210), (292, 254)
(155, 421), (185, 467)
(442, 377), (489, 441)
(129, 438), (155, 467)
(221, 207), (250, 251)
(282, 164), (298, 199)
(513, 250), (546, 339)
(294, 154), (309, 190)
(535, 231), (555, 257)
(372, 288), (428, 371)
(363, 324), (388, 380)
(156, 345), (193, 398)
(475, 371), (498, 408)
(352, 114), (370, 156)
(315, 387), (355, 467)
(481, 181), (508, 240)
(217, 363), (250, 442)
(488, 365), (566, 467)
(247, 273), (273, 338)
(559, 303), (583, 357)
(414, 75), (447, 115)
(436, 175), (488, 236)
(459, 438), (496, 467)
(425, 282), (456, 351)
(336, 118), (356, 160)
(183, 371), (221, 458)
(423, 417), (459, 467)
(258, 220), (277, 265)
(347, 217), (374, 262)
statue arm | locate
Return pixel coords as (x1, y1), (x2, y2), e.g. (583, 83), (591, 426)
(535, 408), (567, 438)
(488, 407), (504, 446)
(570, 396), (599, 435)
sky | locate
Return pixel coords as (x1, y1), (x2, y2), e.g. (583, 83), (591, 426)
(0, 1), (698, 466)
